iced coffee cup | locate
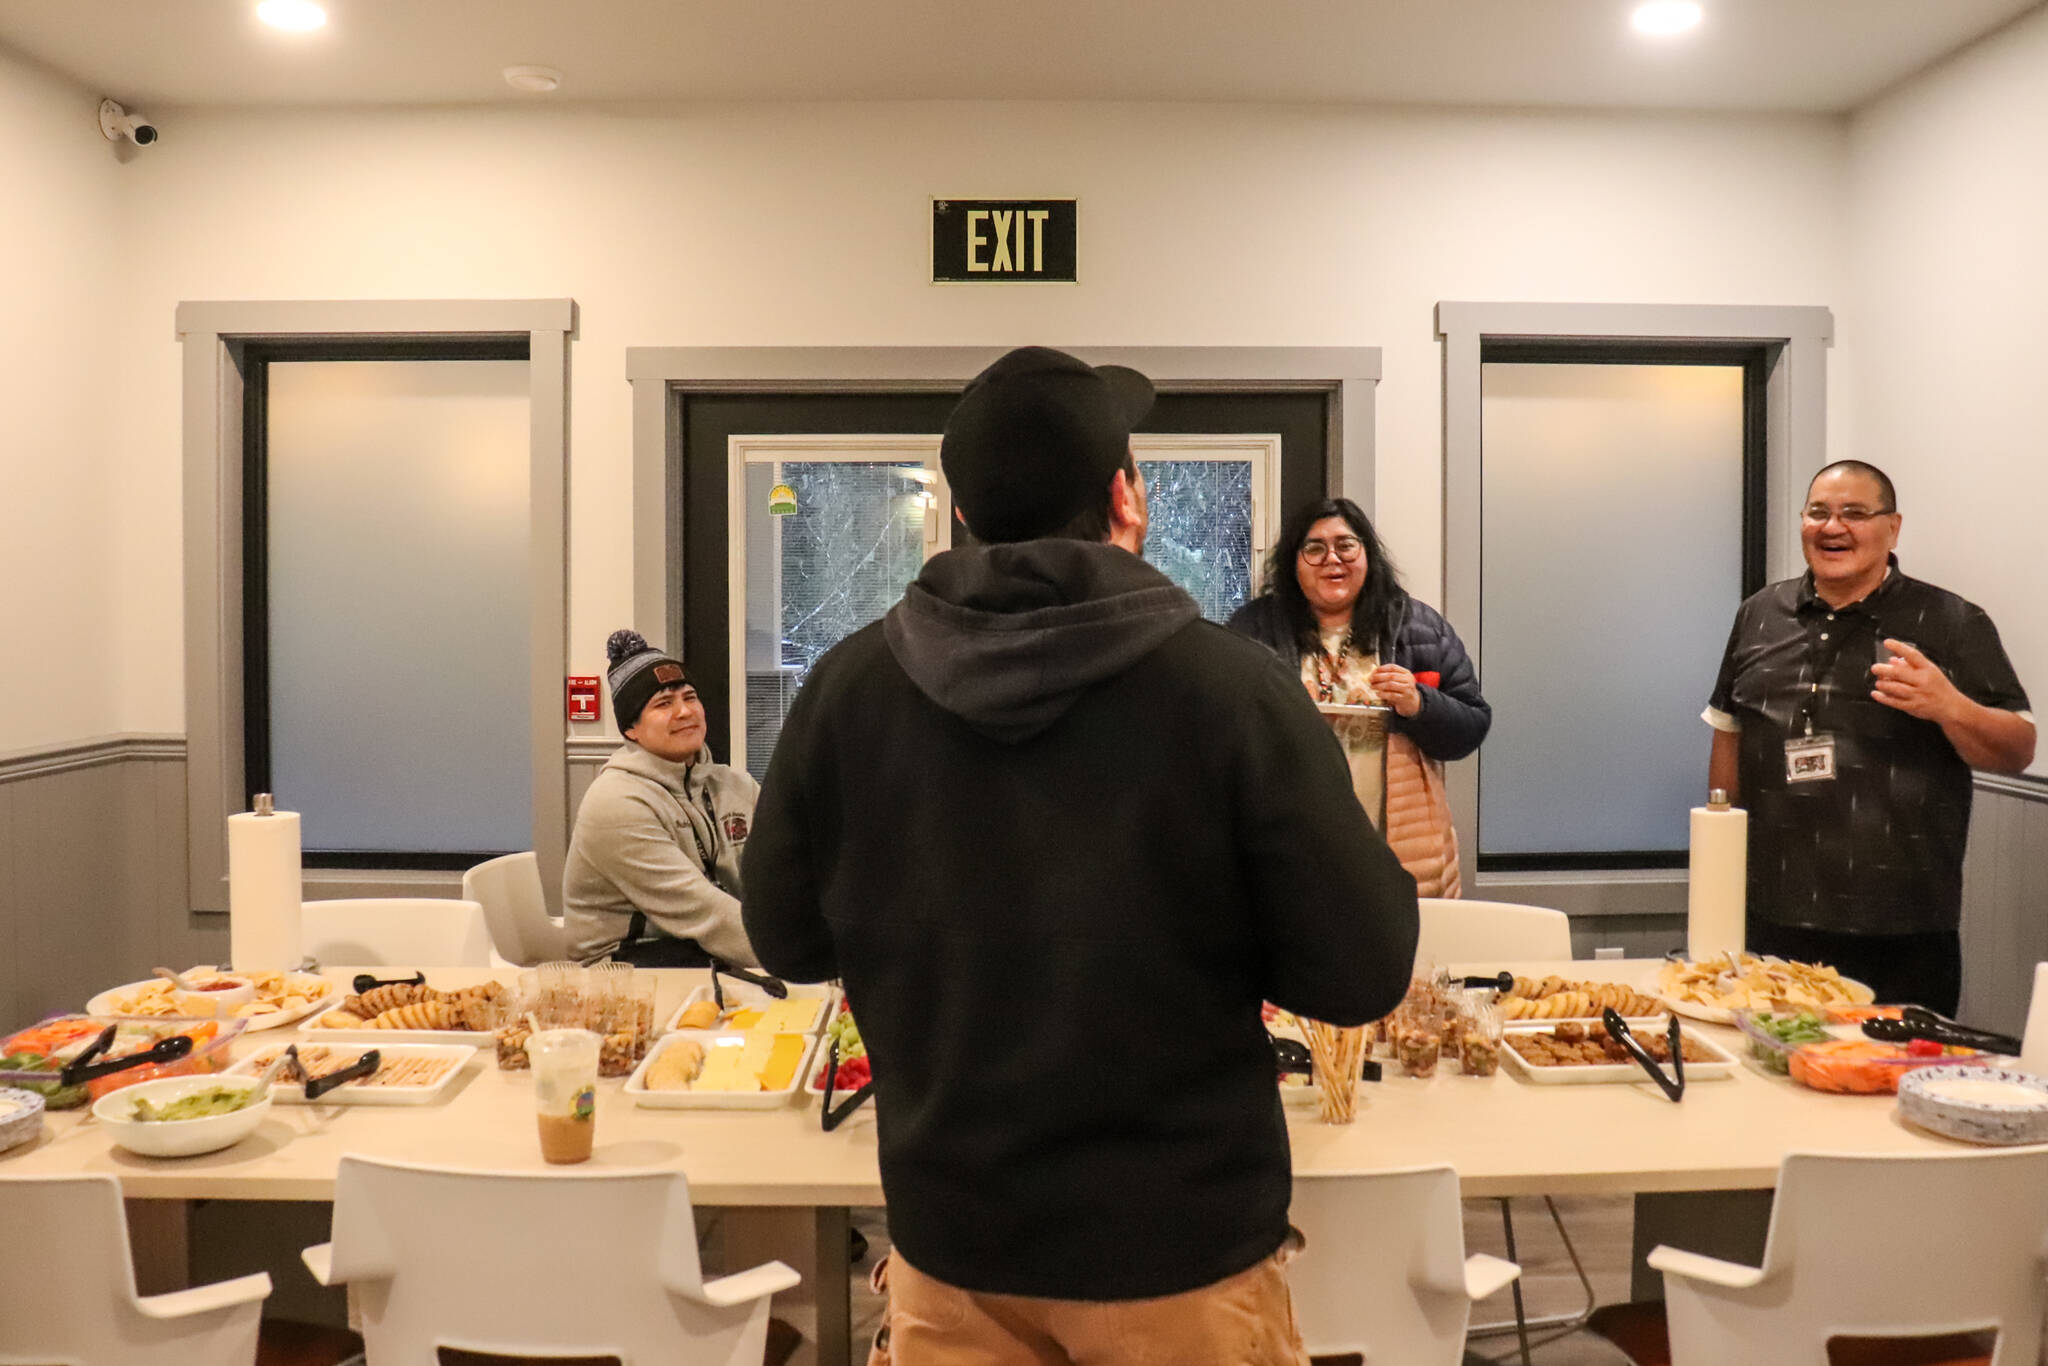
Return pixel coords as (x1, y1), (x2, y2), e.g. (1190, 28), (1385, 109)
(525, 1028), (599, 1165)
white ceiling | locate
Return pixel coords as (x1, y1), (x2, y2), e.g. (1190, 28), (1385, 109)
(1, 0), (2039, 114)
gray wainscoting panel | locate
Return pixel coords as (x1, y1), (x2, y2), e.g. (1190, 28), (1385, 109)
(0, 782), (18, 1034)
(12, 764), (128, 1023)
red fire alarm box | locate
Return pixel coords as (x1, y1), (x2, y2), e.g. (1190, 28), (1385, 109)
(566, 676), (601, 722)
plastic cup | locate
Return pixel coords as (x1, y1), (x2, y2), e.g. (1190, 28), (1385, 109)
(525, 1028), (599, 1164)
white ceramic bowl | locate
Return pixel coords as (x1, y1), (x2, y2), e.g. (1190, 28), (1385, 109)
(92, 1074), (271, 1157)
(170, 973), (257, 1019)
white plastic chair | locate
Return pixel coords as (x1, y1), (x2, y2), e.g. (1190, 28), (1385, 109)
(301, 897), (492, 968)
(0, 1173), (272, 1365)
(1415, 897), (1574, 967)
(462, 851), (569, 967)
(1413, 895), (1578, 1360)
(2019, 961), (2048, 1075)
(303, 1155), (798, 1366)
(1289, 1166), (1520, 1364)
(1652, 1149), (2048, 1366)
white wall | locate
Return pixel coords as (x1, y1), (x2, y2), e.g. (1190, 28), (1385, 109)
(0, 49), (121, 750)
(1847, 7), (2048, 775)
(106, 99), (1847, 736)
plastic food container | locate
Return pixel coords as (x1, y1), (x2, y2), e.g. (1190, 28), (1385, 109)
(0, 1016), (245, 1109)
(1787, 1037), (1985, 1095)
(1732, 1009), (1838, 1075)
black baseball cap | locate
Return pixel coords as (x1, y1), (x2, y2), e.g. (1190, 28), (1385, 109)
(940, 347), (1155, 542)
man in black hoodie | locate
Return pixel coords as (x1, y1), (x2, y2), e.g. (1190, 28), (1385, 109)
(742, 347), (1418, 1365)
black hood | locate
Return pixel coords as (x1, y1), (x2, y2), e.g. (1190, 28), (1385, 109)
(883, 540), (1200, 743)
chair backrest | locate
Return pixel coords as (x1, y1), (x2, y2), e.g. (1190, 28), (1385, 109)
(1289, 1166), (1482, 1364)
(328, 1156), (764, 1366)
(1415, 898), (1573, 966)
(301, 898), (492, 968)
(1750, 1150), (2048, 1345)
(2021, 962), (2048, 1074)
(462, 852), (568, 967)
(0, 1173), (265, 1365)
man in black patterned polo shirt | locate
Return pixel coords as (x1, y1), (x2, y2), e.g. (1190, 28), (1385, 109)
(1704, 461), (2034, 1013)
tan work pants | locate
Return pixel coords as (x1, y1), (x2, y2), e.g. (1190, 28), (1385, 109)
(882, 1244), (1312, 1366)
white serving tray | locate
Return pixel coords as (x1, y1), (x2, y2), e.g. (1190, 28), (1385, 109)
(626, 1030), (817, 1110)
(303, 1002), (491, 1049)
(666, 983), (835, 1035)
(1500, 1019), (1738, 1085)
(87, 971), (337, 1032)
(228, 1043), (476, 1106)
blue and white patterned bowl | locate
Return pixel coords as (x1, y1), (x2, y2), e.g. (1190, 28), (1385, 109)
(1898, 1065), (2048, 1146)
(0, 1086), (46, 1154)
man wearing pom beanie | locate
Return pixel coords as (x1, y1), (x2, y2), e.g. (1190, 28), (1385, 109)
(743, 347), (1417, 1363)
(562, 630), (763, 967)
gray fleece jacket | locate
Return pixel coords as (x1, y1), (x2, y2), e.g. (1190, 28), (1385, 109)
(562, 742), (762, 967)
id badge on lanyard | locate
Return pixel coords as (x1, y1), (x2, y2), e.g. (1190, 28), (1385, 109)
(1784, 730), (1837, 783)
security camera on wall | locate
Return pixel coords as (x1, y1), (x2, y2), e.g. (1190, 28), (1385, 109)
(98, 98), (159, 147)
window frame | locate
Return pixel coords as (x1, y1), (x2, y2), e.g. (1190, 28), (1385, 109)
(241, 339), (535, 870)
(1437, 301), (1834, 889)
(626, 346), (1383, 705)
(1474, 344), (1769, 873)
(177, 299), (574, 911)
(726, 433), (951, 777)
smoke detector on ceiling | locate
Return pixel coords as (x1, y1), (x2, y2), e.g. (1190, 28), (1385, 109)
(503, 66), (564, 94)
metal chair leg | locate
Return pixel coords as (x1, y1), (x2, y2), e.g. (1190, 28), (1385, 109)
(1466, 1196), (1600, 1353)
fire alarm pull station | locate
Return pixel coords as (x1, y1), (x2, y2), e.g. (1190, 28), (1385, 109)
(566, 677), (601, 722)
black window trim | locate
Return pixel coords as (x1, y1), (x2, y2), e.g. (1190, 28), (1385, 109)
(240, 337), (531, 872)
(1476, 338), (1771, 875)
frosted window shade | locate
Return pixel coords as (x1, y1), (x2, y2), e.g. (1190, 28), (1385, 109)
(1479, 363), (1744, 856)
(265, 360), (533, 853)
(1136, 459), (1255, 625)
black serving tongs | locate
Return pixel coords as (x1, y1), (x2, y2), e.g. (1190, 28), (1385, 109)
(1602, 1008), (1686, 1103)
(708, 959), (790, 1011)
(352, 971), (426, 995)
(59, 1025), (194, 1088)
(1459, 971), (1514, 993)
(1270, 1035), (1382, 1083)
(1863, 1005), (2022, 1056)
(819, 1038), (875, 1132)
(302, 1047), (382, 1101)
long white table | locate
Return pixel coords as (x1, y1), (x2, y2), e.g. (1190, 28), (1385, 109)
(1, 961), (2012, 1362)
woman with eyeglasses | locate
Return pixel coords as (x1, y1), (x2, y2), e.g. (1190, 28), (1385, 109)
(1228, 497), (1490, 895)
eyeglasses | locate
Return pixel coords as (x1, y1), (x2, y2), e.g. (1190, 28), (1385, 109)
(1802, 504), (1894, 527)
(1300, 536), (1364, 566)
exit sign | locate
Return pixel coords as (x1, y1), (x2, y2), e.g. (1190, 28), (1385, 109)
(932, 199), (1077, 283)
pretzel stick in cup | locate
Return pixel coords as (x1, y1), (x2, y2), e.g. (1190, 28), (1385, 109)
(1303, 1019), (1367, 1124)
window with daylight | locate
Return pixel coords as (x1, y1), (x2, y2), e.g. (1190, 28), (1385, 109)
(733, 439), (945, 781)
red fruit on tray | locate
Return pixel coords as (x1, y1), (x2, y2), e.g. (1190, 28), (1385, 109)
(1905, 1037), (1945, 1058)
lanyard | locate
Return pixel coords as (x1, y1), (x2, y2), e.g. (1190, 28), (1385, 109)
(1795, 609), (1872, 737)
(1312, 630), (1352, 704)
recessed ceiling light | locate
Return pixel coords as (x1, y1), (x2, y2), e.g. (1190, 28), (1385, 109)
(1631, 0), (1703, 37)
(256, 0), (327, 32)
(503, 65), (564, 94)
